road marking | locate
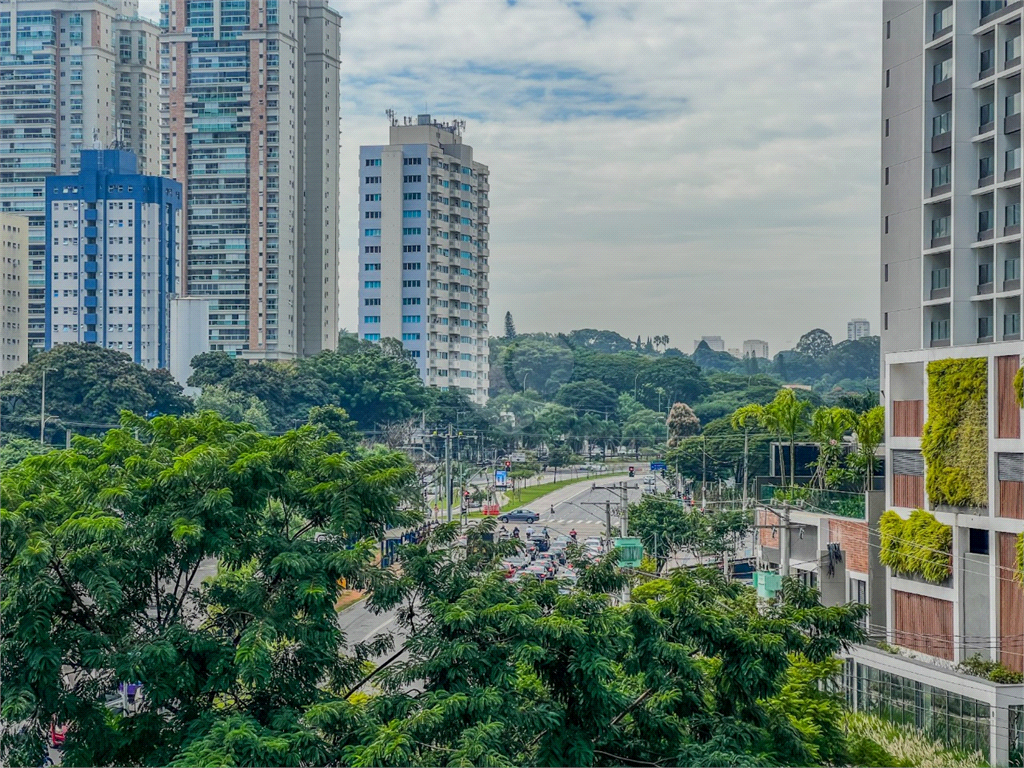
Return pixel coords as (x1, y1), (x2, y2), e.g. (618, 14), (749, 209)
(368, 615), (397, 638)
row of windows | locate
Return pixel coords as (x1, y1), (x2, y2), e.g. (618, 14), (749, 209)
(403, 245), (421, 253)
(365, 158), (382, 167)
(364, 176), (381, 184)
(403, 157), (422, 165)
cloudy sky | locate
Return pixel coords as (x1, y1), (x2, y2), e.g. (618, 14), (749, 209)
(141, 0), (882, 354)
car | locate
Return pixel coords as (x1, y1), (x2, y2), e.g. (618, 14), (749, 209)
(528, 535), (550, 553)
(498, 509), (540, 524)
(502, 555), (531, 570)
(583, 537), (603, 550)
(523, 564), (550, 581)
(535, 552), (559, 574)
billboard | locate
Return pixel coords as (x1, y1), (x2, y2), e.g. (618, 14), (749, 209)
(650, 461), (667, 471)
(494, 469), (508, 489)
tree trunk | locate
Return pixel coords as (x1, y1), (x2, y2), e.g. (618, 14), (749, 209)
(789, 438), (796, 488)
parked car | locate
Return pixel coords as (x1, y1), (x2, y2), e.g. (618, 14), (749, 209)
(498, 509), (540, 524)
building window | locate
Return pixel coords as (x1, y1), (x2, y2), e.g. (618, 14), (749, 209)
(884, 264), (889, 282)
(886, 19), (891, 39)
(884, 312), (888, 331)
(885, 69), (890, 87)
(364, 281), (381, 289)
(363, 333), (381, 341)
(884, 118), (889, 137)
(365, 158), (381, 167)
(402, 315), (421, 323)
(884, 215), (889, 234)
(363, 316), (381, 323)
(885, 167), (889, 185)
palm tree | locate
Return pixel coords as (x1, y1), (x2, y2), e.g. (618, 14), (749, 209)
(808, 406), (856, 489)
(768, 389), (810, 488)
(854, 406), (885, 491)
(730, 403), (763, 508)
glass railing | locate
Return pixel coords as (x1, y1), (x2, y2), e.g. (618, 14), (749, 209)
(1008, 36), (1022, 63)
(1007, 257), (1021, 280)
(1007, 203), (1021, 226)
(761, 485), (866, 519)
(931, 318), (951, 341)
(1008, 148), (1022, 172)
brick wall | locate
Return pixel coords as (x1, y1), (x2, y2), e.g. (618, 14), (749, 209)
(758, 509), (780, 548)
(829, 518), (869, 574)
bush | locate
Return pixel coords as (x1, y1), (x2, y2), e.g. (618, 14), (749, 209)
(921, 358), (988, 507)
(958, 653), (1024, 684)
(844, 712), (986, 768)
(879, 509), (953, 583)
(1016, 365), (1023, 407)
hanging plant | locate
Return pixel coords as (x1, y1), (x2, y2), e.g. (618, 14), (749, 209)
(1016, 533), (1024, 587)
(921, 358), (988, 507)
(879, 509), (953, 583)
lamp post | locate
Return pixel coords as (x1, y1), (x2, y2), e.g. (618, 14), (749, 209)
(633, 372), (641, 399)
(40, 367), (56, 445)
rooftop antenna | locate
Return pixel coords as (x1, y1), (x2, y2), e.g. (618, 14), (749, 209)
(385, 108), (397, 126)
(92, 129), (101, 150)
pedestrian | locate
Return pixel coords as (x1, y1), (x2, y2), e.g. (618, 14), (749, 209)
(550, 504), (555, 515)
(569, 528), (577, 541)
(542, 526), (549, 538)
(526, 525), (534, 538)
(513, 526), (520, 538)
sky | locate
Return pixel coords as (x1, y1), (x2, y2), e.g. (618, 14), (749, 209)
(140, 0), (883, 355)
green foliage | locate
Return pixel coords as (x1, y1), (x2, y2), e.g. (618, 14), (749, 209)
(0, 435), (50, 470)
(1018, 533), (1024, 587)
(922, 358), (988, 507)
(878, 509), (953, 583)
(195, 384), (273, 432)
(0, 412), (420, 766)
(0, 344), (191, 441)
(1015, 365), (1023, 407)
(958, 653), (1024, 684)
(627, 493), (752, 570)
(844, 712), (986, 768)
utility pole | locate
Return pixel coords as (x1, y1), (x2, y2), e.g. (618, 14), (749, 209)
(701, 435), (707, 509)
(445, 424), (453, 523)
(741, 428), (749, 512)
(605, 499), (613, 542)
(780, 501), (791, 579)
(40, 367), (49, 445)
(619, 480), (628, 538)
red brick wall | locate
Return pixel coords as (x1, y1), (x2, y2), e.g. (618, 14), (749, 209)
(758, 509), (780, 548)
(829, 519), (869, 574)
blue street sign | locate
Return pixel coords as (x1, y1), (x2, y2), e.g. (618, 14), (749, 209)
(650, 461), (667, 471)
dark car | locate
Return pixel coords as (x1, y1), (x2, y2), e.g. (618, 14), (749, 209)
(498, 509), (540, 523)
(528, 535), (550, 553)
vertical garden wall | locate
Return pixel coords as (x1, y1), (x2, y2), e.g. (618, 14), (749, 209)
(921, 358), (988, 508)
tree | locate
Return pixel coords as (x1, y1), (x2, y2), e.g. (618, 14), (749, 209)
(854, 405), (885, 491)
(504, 311), (517, 339)
(771, 388), (812, 487)
(808, 406), (856, 488)
(795, 328), (835, 359)
(0, 344), (192, 442)
(307, 404), (362, 452)
(621, 407), (664, 458)
(666, 402), (701, 447)
(0, 436), (50, 470)
(194, 384), (273, 432)
(498, 336), (575, 396)
(553, 379), (618, 417)
(0, 412), (420, 767)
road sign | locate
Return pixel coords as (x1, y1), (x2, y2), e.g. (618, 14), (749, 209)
(614, 537), (643, 569)
(650, 461), (666, 471)
(510, 451), (527, 463)
(494, 469), (508, 489)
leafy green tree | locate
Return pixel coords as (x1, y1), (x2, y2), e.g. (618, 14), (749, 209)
(194, 384), (273, 432)
(621, 407), (664, 458)
(808, 406), (856, 489)
(0, 412), (420, 767)
(307, 405), (362, 452)
(564, 328), (636, 353)
(854, 405), (885, 491)
(0, 344), (191, 442)
(498, 335), (575, 396)
(553, 378), (618, 417)
(0, 435), (50, 470)
(795, 328), (835, 359)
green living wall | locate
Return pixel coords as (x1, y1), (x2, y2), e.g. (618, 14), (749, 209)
(879, 509), (953, 583)
(921, 358), (988, 508)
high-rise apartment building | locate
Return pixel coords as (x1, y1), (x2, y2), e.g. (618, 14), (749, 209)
(44, 149), (181, 369)
(0, 213), (29, 375)
(0, 0), (161, 350)
(358, 115), (491, 404)
(160, 0), (341, 360)
(742, 339), (769, 359)
(847, 318), (871, 340)
(840, 3), (1024, 764)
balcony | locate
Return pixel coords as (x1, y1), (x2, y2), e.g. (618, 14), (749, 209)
(1008, 35), (1023, 68)
(1006, 113), (1021, 134)
(932, 112), (952, 151)
(979, 316), (994, 343)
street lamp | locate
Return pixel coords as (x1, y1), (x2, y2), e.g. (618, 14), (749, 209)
(40, 367), (56, 445)
(633, 372), (641, 399)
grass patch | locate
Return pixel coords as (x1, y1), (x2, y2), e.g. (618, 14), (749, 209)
(502, 476), (598, 512)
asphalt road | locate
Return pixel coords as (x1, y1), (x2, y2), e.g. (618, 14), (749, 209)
(504, 474), (671, 543)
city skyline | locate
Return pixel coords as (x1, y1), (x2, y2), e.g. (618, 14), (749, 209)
(130, 0), (881, 354)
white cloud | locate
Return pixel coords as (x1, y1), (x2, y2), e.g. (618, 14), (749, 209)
(140, 0), (882, 352)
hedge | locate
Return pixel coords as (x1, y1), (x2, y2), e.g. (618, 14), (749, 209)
(921, 358), (988, 508)
(879, 509), (953, 583)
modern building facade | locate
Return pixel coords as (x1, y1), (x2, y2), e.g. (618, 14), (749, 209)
(0, 0), (161, 350)
(0, 212), (28, 374)
(358, 115), (491, 404)
(693, 335), (725, 352)
(850, 3), (1024, 764)
(742, 338), (770, 359)
(847, 317), (872, 340)
(160, 0), (341, 360)
(44, 149), (181, 369)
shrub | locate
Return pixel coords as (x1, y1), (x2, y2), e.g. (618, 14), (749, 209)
(1016, 365), (1023, 407)
(879, 509), (953, 583)
(921, 358), (988, 507)
(959, 653), (1024, 684)
(844, 712), (986, 768)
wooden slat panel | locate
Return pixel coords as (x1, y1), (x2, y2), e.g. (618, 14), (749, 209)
(892, 400), (925, 437)
(999, 532), (1024, 672)
(1001, 481), (1024, 520)
(893, 590), (954, 660)
(892, 474), (925, 508)
(997, 355), (1022, 439)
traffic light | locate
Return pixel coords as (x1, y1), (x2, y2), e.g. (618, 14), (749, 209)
(628, 466), (635, 477)
(505, 460), (512, 470)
